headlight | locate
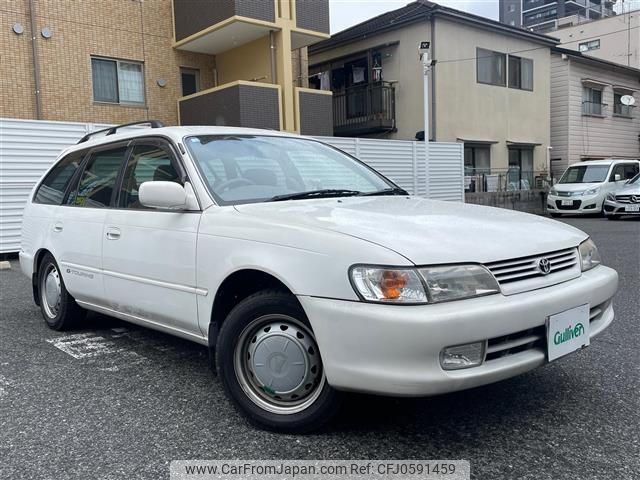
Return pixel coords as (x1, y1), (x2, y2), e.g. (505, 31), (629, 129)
(579, 238), (601, 271)
(582, 187), (599, 195)
(350, 264), (499, 304)
(549, 187), (558, 195)
(606, 193), (616, 201)
(419, 265), (500, 303)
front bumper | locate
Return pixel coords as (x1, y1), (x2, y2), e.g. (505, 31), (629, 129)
(299, 265), (618, 396)
(547, 193), (602, 214)
(603, 199), (640, 216)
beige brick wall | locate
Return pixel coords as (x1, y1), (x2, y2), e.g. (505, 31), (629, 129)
(1, 0), (215, 125)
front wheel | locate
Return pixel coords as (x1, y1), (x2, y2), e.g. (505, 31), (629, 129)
(37, 253), (86, 330)
(216, 290), (340, 432)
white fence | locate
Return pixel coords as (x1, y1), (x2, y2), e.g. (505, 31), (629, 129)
(0, 118), (464, 254)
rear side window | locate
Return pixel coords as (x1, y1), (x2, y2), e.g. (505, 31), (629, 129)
(67, 147), (128, 208)
(118, 143), (180, 209)
(34, 151), (84, 205)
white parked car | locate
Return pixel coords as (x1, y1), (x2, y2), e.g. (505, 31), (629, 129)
(547, 159), (640, 217)
(603, 172), (640, 220)
(20, 123), (619, 432)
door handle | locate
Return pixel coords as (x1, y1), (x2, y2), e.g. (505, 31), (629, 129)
(53, 222), (63, 232)
(106, 227), (121, 240)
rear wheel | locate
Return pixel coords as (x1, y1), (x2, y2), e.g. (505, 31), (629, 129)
(216, 290), (340, 432)
(37, 253), (85, 330)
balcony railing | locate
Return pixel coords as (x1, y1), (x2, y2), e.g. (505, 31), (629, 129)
(582, 101), (607, 116)
(614, 103), (633, 117)
(333, 82), (396, 136)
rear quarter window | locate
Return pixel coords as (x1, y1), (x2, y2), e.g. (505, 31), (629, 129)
(34, 150), (85, 205)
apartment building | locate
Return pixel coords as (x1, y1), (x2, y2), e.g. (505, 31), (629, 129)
(499, 0), (617, 32)
(308, 0), (557, 184)
(0, 0), (331, 135)
(550, 47), (640, 173)
(552, 11), (640, 68)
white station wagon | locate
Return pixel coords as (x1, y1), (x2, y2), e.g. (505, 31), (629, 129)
(20, 122), (619, 432)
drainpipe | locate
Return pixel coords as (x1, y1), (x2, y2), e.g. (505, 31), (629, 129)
(269, 30), (277, 83)
(28, 0), (42, 119)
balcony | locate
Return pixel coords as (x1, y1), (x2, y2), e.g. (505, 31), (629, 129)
(292, 0), (330, 49)
(173, 0), (277, 54)
(522, 0), (557, 13)
(178, 81), (281, 130)
(296, 88), (332, 136)
(332, 82), (396, 137)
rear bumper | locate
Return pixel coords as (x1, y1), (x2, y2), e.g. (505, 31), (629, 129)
(299, 265), (618, 396)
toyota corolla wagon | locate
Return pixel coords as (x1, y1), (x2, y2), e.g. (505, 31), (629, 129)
(20, 122), (618, 432)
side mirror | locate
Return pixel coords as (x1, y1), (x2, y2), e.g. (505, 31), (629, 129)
(139, 181), (187, 210)
(614, 174), (622, 182)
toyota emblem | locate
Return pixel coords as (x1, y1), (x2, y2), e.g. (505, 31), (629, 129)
(538, 258), (551, 275)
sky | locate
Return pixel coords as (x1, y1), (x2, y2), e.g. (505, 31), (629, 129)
(329, 0), (499, 33)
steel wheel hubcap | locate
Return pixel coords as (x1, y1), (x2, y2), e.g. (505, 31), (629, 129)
(41, 265), (61, 318)
(234, 314), (324, 415)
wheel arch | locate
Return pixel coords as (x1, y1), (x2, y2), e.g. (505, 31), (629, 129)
(31, 248), (53, 305)
(208, 268), (301, 353)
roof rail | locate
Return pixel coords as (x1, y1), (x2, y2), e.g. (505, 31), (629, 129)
(77, 120), (165, 144)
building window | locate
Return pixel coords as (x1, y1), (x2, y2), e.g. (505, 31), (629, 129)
(579, 39), (600, 52)
(464, 145), (491, 176)
(181, 67), (200, 97)
(508, 147), (534, 190)
(508, 55), (534, 91)
(582, 86), (604, 115)
(477, 48), (506, 86)
(614, 92), (633, 117)
(91, 57), (145, 105)
(508, 4), (516, 12)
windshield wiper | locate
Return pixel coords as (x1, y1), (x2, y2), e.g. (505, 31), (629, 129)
(359, 187), (409, 196)
(270, 189), (362, 202)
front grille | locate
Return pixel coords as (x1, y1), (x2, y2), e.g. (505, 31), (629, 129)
(556, 199), (582, 210)
(615, 195), (638, 204)
(485, 326), (544, 362)
(485, 248), (578, 285)
(484, 302), (606, 363)
(556, 191), (573, 197)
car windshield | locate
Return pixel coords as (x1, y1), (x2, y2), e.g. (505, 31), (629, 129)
(629, 172), (640, 184)
(185, 135), (395, 205)
(559, 165), (609, 184)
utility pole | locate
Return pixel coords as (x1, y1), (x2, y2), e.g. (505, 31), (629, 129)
(419, 41), (432, 198)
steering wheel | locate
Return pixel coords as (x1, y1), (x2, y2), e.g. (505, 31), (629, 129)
(216, 178), (254, 193)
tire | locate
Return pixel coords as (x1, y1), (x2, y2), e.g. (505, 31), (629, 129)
(37, 253), (86, 330)
(216, 289), (340, 433)
(607, 215), (620, 221)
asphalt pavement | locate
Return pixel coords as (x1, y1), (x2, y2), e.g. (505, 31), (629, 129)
(1, 216), (638, 480)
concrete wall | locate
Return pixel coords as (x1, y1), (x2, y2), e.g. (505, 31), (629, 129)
(466, 190), (549, 215)
(550, 52), (640, 169)
(553, 13), (640, 69)
(216, 36), (273, 84)
(0, 0), (215, 125)
(434, 17), (551, 172)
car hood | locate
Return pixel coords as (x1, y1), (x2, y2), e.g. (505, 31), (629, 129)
(553, 182), (601, 193)
(615, 183), (640, 195)
(234, 197), (588, 264)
